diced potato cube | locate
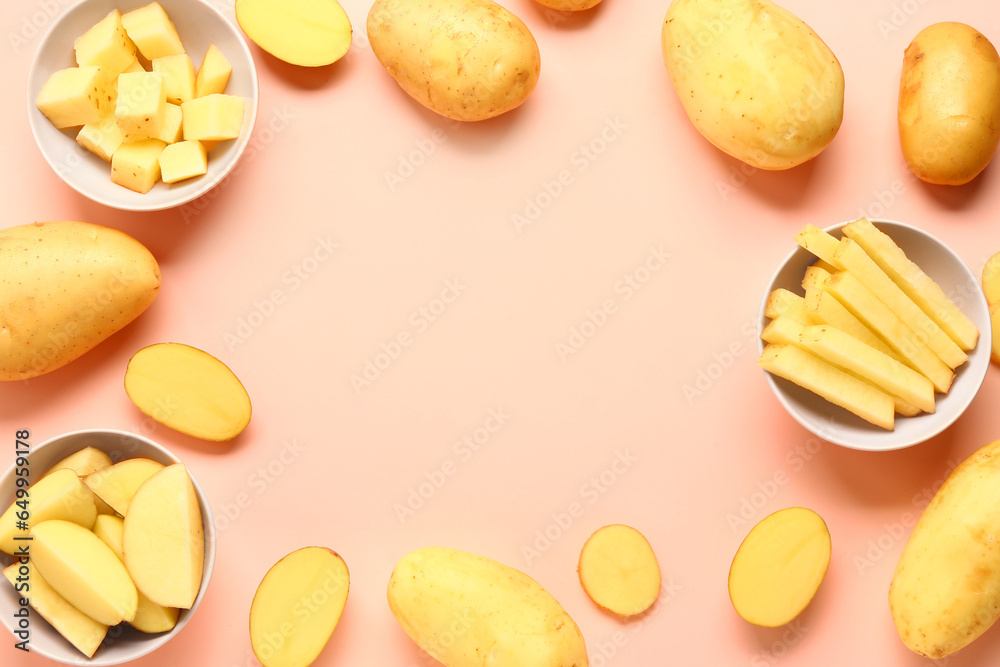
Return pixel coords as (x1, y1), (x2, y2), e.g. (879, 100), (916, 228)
(77, 113), (125, 162)
(152, 54), (195, 104)
(181, 94), (244, 141)
(159, 140), (208, 184)
(74, 9), (137, 75)
(116, 71), (166, 141)
(121, 2), (184, 60)
(111, 139), (167, 193)
(195, 44), (232, 97)
(36, 66), (116, 129)
(154, 103), (183, 143)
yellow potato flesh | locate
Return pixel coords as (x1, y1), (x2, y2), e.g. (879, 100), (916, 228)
(121, 463), (205, 609)
(249, 547), (350, 667)
(728, 507), (831, 627)
(236, 0), (352, 67)
(578, 524), (661, 616)
(0, 468), (97, 555)
(124, 342), (252, 441)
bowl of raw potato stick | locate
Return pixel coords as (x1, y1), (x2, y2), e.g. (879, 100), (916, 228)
(757, 218), (991, 451)
(27, 0), (258, 211)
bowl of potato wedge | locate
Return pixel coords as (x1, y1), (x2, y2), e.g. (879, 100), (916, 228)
(0, 429), (215, 665)
(757, 218), (990, 451)
(27, 0), (258, 211)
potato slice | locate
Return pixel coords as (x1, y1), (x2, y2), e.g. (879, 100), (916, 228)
(842, 218), (978, 351)
(757, 343), (895, 429)
(92, 514), (179, 634)
(122, 463), (204, 609)
(578, 524), (660, 616)
(30, 519), (138, 626)
(250, 547), (350, 667)
(42, 446), (113, 478)
(235, 0), (352, 67)
(124, 342), (251, 441)
(833, 237), (966, 369)
(2, 561), (107, 658)
(729, 507), (830, 627)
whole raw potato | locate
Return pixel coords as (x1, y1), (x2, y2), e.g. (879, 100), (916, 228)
(367, 0), (541, 121)
(531, 0), (602, 11)
(387, 547), (588, 667)
(661, 0), (845, 169)
(898, 22), (1000, 185)
(889, 440), (1000, 658)
(0, 221), (160, 381)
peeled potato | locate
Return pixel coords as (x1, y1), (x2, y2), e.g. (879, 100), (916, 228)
(250, 547), (350, 667)
(728, 507), (831, 627)
(235, 0), (352, 67)
(578, 524), (661, 616)
(124, 342), (251, 441)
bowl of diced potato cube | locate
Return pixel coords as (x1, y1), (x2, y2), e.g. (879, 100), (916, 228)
(0, 429), (216, 664)
(757, 218), (991, 451)
(27, 0), (258, 211)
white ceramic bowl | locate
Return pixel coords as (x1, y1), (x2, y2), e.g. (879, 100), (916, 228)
(758, 219), (991, 451)
(0, 429), (216, 665)
(27, 0), (258, 211)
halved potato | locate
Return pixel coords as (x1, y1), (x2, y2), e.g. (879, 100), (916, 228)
(235, 0), (352, 67)
(124, 342), (251, 441)
(578, 524), (660, 616)
(729, 507), (831, 627)
(250, 546), (350, 667)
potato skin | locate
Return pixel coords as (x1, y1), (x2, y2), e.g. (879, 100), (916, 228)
(889, 440), (1000, 658)
(531, 0), (602, 11)
(661, 0), (844, 170)
(0, 221), (160, 381)
(898, 22), (1000, 185)
(366, 0), (540, 121)
(387, 547), (588, 667)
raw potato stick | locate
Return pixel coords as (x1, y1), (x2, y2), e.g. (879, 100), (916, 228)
(765, 289), (815, 325)
(842, 218), (979, 351)
(822, 271), (954, 393)
(761, 317), (921, 417)
(833, 237), (967, 369)
(757, 344), (895, 430)
(803, 286), (900, 359)
(798, 324), (936, 414)
(794, 225), (843, 267)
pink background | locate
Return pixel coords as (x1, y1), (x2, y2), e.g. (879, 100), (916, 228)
(4, 0), (1000, 665)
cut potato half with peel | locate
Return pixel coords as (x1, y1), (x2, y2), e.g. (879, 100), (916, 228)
(578, 524), (661, 616)
(729, 507), (831, 627)
(125, 342), (251, 441)
(236, 0), (352, 67)
(250, 546), (350, 667)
